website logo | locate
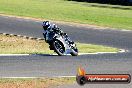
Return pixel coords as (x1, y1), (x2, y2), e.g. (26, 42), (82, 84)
(76, 67), (131, 85)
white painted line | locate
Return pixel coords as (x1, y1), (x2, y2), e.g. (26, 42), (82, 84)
(121, 29), (132, 32)
(3, 33), (7, 35)
(31, 50), (126, 56)
(78, 52), (116, 55)
(0, 54), (30, 56)
(36, 38), (43, 40)
(29, 37), (33, 39)
(78, 49), (126, 55)
(51, 52), (118, 56)
(10, 34), (14, 36)
(54, 76), (76, 78)
(23, 36), (28, 38)
(17, 35), (22, 37)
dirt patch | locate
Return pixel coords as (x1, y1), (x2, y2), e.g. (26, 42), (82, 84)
(0, 78), (75, 88)
(0, 34), (119, 54)
(0, 34), (53, 54)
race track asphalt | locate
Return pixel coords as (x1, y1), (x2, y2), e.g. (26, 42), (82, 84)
(0, 15), (132, 88)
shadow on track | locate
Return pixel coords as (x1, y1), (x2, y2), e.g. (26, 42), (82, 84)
(32, 54), (58, 56)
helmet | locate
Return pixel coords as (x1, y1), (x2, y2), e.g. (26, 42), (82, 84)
(52, 24), (58, 29)
(42, 21), (50, 30)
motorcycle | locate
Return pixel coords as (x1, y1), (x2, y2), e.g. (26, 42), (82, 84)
(43, 29), (78, 56)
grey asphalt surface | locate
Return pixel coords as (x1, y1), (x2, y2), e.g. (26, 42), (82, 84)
(0, 15), (132, 88)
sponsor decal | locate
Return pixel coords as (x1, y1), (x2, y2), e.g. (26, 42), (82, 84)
(76, 67), (131, 85)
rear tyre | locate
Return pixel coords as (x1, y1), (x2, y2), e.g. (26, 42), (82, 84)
(53, 40), (65, 56)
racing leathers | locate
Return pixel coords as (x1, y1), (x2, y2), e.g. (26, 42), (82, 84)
(43, 24), (64, 43)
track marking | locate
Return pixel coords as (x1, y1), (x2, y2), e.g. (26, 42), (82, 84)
(54, 76), (76, 78)
(0, 49), (126, 56)
(0, 32), (44, 40)
(0, 54), (30, 56)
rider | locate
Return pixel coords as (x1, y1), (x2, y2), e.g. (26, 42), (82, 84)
(42, 21), (65, 42)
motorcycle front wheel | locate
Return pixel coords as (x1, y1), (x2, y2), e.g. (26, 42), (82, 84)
(71, 46), (78, 56)
(53, 40), (65, 56)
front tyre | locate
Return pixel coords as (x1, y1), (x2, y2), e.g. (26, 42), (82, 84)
(71, 46), (78, 56)
(53, 40), (65, 56)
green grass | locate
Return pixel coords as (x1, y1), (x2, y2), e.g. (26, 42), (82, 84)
(77, 43), (118, 53)
(0, 0), (132, 29)
(81, 2), (132, 10)
(0, 34), (119, 54)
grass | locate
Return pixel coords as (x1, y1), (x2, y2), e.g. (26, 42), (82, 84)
(77, 43), (119, 53)
(0, 77), (75, 88)
(0, 34), (119, 54)
(80, 2), (132, 10)
(0, 0), (132, 30)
